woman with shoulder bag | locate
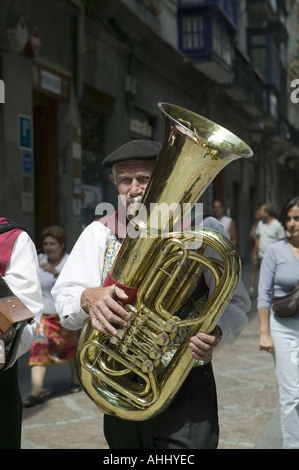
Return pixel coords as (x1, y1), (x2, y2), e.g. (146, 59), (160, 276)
(257, 195), (299, 449)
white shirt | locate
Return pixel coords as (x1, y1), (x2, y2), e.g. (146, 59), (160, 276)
(256, 219), (285, 258)
(38, 253), (69, 313)
(4, 231), (43, 364)
(52, 217), (250, 344)
(218, 215), (232, 239)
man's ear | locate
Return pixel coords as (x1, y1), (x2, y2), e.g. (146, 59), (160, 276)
(110, 174), (115, 185)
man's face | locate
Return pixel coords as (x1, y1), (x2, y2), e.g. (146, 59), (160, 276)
(110, 159), (156, 207)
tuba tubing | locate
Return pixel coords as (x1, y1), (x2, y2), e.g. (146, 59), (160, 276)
(75, 103), (252, 420)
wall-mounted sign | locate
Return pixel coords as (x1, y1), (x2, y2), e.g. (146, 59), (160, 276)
(18, 115), (32, 150)
(22, 151), (33, 174)
(33, 62), (71, 101)
(22, 192), (34, 213)
(130, 118), (153, 138)
(40, 69), (61, 95)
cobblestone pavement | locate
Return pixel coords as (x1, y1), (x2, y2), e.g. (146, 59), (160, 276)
(19, 264), (282, 450)
(21, 390), (107, 449)
(213, 304), (281, 449)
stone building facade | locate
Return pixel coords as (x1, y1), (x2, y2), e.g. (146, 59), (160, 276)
(0, 0), (298, 260)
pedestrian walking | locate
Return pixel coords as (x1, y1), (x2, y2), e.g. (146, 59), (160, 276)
(212, 199), (237, 245)
(250, 203), (285, 297)
(257, 196), (299, 449)
(249, 207), (262, 297)
(24, 226), (80, 408)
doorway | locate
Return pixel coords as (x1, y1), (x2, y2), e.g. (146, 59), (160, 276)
(33, 90), (59, 249)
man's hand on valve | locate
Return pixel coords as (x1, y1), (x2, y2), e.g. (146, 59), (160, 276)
(81, 285), (130, 336)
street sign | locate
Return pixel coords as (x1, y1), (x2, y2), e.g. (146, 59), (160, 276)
(22, 151), (33, 174)
(18, 115), (32, 150)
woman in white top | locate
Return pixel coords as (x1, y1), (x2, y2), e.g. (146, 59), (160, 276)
(24, 226), (80, 407)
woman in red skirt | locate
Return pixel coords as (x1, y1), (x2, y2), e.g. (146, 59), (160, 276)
(24, 226), (80, 407)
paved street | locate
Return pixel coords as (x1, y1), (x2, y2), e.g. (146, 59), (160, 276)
(213, 301), (281, 449)
(18, 264), (282, 450)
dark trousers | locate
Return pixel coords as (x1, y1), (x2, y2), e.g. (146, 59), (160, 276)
(104, 362), (219, 449)
(0, 361), (23, 449)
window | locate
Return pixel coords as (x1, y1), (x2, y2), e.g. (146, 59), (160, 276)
(178, 0), (236, 69)
(181, 15), (204, 50)
(248, 30), (280, 89)
(251, 48), (267, 78)
(213, 16), (233, 65)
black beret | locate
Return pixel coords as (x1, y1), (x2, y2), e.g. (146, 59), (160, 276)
(102, 140), (161, 168)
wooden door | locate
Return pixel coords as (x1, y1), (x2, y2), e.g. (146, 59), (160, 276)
(33, 91), (59, 249)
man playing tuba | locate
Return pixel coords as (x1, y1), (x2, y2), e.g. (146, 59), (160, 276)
(52, 137), (250, 449)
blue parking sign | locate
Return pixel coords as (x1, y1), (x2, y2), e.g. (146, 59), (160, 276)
(19, 115), (32, 149)
(22, 151), (33, 174)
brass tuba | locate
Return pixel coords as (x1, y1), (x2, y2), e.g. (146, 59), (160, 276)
(75, 103), (252, 420)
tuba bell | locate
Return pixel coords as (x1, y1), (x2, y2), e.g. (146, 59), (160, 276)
(75, 103), (252, 420)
